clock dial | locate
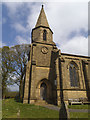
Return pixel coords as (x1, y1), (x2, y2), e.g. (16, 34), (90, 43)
(41, 47), (48, 54)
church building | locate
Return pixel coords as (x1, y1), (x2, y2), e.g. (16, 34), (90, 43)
(23, 5), (90, 106)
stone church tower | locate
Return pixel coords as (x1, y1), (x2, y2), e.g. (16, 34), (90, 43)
(23, 5), (61, 105)
(23, 5), (90, 105)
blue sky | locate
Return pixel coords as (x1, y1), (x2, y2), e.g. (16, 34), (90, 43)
(2, 2), (32, 46)
(1, 1), (88, 91)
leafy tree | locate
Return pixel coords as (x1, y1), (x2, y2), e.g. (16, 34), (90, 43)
(10, 44), (30, 100)
(2, 46), (15, 99)
(1, 44), (30, 100)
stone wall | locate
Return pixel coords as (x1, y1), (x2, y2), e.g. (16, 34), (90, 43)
(60, 53), (90, 102)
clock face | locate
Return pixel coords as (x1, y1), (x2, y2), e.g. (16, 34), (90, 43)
(41, 47), (48, 54)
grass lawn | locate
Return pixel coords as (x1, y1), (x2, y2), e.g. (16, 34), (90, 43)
(70, 112), (89, 118)
(68, 105), (90, 109)
(2, 98), (89, 119)
(2, 99), (59, 118)
(0, 99), (2, 119)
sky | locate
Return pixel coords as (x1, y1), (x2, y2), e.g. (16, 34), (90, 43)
(2, 1), (88, 55)
(1, 0), (89, 91)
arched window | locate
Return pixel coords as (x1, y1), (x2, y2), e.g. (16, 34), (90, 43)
(69, 62), (79, 87)
(43, 30), (47, 41)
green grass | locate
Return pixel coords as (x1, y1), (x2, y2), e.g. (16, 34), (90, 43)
(68, 105), (90, 118)
(2, 99), (89, 119)
(68, 105), (90, 109)
(0, 99), (2, 119)
(70, 112), (89, 118)
(2, 99), (59, 118)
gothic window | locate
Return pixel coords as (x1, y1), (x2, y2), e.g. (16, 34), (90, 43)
(43, 30), (47, 41)
(69, 62), (79, 87)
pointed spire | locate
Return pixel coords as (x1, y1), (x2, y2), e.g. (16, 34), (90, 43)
(35, 5), (49, 28)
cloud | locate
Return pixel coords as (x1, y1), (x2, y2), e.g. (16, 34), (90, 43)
(3, 2), (88, 56)
(15, 35), (29, 44)
(11, 23), (27, 33)
(26, 2), (88, 56)
(2, 0), (89, 2)
(61, 36), (88, 56)
(2, 17), (7, 24)
(26, 3), (41, 29)
(4, 2), (23, 18)
(46, 2), (88, 43)
(26, 3), (88, 41)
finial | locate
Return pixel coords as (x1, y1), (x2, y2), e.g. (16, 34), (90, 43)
(42, 5), (44, 8)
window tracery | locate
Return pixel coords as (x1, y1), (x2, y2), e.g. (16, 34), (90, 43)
(69, 62), (79, 87)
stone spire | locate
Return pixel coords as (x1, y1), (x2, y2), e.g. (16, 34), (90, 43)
(35, 5), (49, 28)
